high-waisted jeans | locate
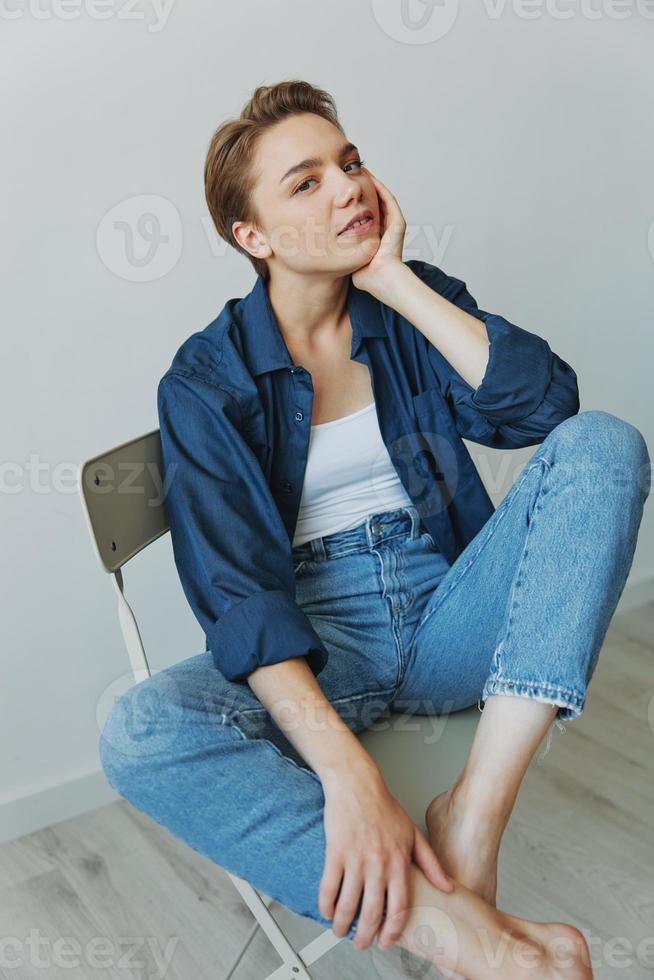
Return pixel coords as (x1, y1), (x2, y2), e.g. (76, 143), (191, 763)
(99, 410), (650, 944)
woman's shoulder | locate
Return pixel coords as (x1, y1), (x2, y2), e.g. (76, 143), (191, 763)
(160, 297), (257, 401)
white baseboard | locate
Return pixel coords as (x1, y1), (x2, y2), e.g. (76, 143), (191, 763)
(2, 573), (653, 848)
(0, 766), (120, 846)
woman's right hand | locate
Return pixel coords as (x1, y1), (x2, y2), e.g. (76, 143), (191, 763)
(318, 763), (455, 952)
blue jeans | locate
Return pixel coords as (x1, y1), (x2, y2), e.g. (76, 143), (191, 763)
(99, 410), (650, 943)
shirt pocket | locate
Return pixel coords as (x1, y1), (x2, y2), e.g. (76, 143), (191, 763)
(412, 385), (449, 420)
(411, 387), (468, 503)
(412, 387), (459, 446)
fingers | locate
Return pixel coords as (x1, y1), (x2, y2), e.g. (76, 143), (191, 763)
(368, 173), (402, 213)
(318, 854), (343, 921)
(364, 170), (393, 214)
(331, 867), (364, 940)
(375, 860), (411, 951)
(413, 828), (455, 893)
(351, 868), (387, 951)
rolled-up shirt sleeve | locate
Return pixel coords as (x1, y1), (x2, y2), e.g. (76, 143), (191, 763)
(410, 260), (580, 448)
(157, 371), (329, 683)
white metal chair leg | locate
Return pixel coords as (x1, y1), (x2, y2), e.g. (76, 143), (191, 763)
(228, 872), (330, 980)
(111, 568), (153, 684)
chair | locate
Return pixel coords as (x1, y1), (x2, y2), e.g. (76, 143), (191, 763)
(78, 428), (482, 979)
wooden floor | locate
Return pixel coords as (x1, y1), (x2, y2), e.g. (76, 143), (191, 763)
(2, 602), (653, 979)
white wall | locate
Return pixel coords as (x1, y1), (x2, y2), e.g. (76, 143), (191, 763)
(2, 1), (653, 843)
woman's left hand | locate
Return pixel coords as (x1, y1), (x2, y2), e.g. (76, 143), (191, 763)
(350, 171), (406, 298)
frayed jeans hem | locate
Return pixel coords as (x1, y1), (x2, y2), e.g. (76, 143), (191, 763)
(480, 676), (585, 723)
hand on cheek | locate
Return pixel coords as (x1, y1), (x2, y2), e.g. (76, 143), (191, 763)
(350, 170), (407, 294)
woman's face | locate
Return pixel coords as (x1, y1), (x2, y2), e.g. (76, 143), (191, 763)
(242, 112), (381, 277)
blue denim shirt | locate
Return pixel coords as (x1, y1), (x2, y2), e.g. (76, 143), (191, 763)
(157, 259), (580, 683)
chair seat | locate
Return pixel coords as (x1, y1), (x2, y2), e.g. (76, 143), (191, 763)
(357, 705), (481, 829)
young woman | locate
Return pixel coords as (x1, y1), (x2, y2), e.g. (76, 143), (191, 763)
(100, 80), (650, 979)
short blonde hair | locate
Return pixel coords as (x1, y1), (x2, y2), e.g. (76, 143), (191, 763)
(204, 79), (345, 282)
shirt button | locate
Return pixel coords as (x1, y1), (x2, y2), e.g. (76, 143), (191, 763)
(295, 411), (303, 422)
(282, 481), (293, 493)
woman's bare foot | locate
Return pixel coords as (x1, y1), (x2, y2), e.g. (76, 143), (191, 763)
(422, 790), (592, 978)
(426, 786), (503, 908)
(390, 863), (594, 979)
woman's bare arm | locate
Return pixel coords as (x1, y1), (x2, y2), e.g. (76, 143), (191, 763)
(246, 654), (380, 782)
(247, 655), (454, 950)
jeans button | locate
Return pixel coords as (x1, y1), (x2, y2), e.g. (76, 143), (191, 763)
(371, 522), (381, 535)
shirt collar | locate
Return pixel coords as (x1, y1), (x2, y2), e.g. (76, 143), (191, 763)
(235, 273), (387, 377)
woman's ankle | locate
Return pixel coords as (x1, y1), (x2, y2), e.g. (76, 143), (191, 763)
(448, 776), (514, 840)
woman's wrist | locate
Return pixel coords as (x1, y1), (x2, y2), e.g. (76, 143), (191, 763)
(317, 739), (384, 792)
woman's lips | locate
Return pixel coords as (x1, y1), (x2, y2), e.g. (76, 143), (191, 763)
(338, 215), (375, 238)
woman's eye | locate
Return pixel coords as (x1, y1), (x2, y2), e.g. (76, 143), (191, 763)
(294, 177), (317, 195)
(293, 159), (366, 195)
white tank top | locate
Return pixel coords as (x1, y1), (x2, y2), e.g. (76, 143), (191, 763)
(292, 400), (414, 546)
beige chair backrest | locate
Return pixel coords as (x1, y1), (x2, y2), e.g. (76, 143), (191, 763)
(79, 427), (168, 572)
(78, 428), (168, 683)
